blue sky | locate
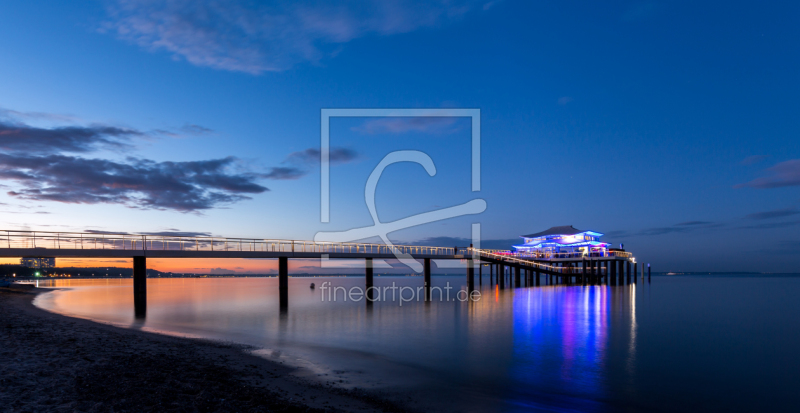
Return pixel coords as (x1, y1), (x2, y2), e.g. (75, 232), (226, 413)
(1, 0), (799, 272)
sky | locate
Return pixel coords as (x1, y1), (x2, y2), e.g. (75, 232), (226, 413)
(1, 0), (799, 273)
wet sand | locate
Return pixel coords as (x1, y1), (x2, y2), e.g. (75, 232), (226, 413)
(0, 285), (411, 412)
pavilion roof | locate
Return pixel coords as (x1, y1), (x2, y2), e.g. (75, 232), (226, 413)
(521, 225), (601, 238)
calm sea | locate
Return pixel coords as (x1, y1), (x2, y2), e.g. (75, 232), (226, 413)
(33, 275), (800, 412)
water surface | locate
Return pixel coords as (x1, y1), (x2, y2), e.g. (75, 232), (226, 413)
(34, 275), (800, 412)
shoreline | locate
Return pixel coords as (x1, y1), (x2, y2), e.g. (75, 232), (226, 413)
(0, 284), (413, 412)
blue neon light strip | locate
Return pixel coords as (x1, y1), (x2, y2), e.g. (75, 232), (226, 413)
(513, 240), (609, 249)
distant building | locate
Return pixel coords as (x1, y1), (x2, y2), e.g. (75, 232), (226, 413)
(513, 225), (610, 258)
(20, 257), (55, 269)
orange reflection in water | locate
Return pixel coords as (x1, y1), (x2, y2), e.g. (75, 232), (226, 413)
(9, 257), (349, 274)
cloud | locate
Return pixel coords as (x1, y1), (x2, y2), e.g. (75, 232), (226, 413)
(759, 240), (800, 255)
(140, 230), (212, 237)
(557, 96), (573, 105)
(736, 159), (800, 189)
(619, 212), (800, 237)
(411, 236), (520, 250)
(738, 220), (800, 230)
(0, 120), (139, 154)
(139, 228), (212, 237)
(286, 147), (358, 165)
(0, 210), (52, 215)
(740, 155), (768, 166)
(744, 207), (799, 220)
(675, 221), (715, 226)
(604, 230), (631, 238)
(353, 117), (460, 135)
(265, 146), (358, 179)
(263, 166), (307, 180)
(180, 124), (214, 135)
(0, 154), (267, 212)
(482, 1), (502, 11)
(104, 0), (481, 74)
(0, 106), (335, 211)
(0, 107), (79, 123)
(411, 236), (470, 247)
(637, 226), (690, 236)
(152, 123), (215, 138)
(637, 221), (723, 236)
(621, 1), (664, 22)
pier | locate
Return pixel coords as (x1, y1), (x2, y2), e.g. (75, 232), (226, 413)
(0, 229), (645, 314)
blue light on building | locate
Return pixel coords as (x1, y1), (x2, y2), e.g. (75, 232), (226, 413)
(513, 225), (611, 258)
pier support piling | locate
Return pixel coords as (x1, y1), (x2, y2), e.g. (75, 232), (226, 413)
(610, 259), (617, 285)
(133, 256), (146, 295)
(134, 291), (146, 320)
(467, 259), (475, 291)
(279, 257), (288, 311)
(621, 260), (626, 284)
(582, 260), (587, 284)
(133, 256), (146, 319)
(424, 258), (431, 301)
(514, 267), (520, 288)
(365, 258), (374, 302)
(625, 260), (631, 284)
(595, 260), (600, 283)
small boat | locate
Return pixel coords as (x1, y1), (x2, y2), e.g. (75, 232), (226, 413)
(667, 272), (677, 275)
(310, 282), (315, 289)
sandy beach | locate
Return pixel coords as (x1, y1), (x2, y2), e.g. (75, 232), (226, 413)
(0, 284), (411, 413)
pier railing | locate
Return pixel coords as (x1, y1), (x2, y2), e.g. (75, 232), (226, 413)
(470, 248), (618, 275)
(0, 230), (633, 267)
(483, 250), (633, 260)
(0, 230), (454, 256)
(470, 248), (565, 273)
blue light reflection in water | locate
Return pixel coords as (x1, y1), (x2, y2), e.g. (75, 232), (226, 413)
(507, 285), (626, 412)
